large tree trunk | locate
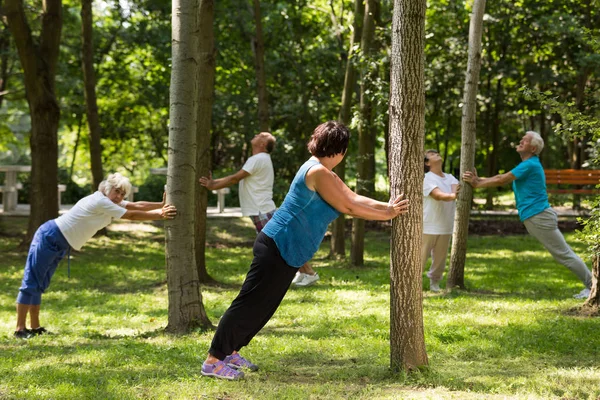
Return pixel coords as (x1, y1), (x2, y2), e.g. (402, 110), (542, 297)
(195, 0), (217, 284)
(166, 0), (211, 333)
(351, 0), (378, 267)
(447, 0), (486, 289)
(251, 0), (269, 131)
(5, 0), (62, 247)
(330, 0), (365, 259)
(388, 0), (428, 372)
(81, 0), (104, 192)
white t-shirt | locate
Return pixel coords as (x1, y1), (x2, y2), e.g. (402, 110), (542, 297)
(239, 152), (276, 216)
(55, 191), (128, 250)
(423, 172), (459, 235)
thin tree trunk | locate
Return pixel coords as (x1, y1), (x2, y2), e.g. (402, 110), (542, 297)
(330, 0), (364, 259)
(352, 0), (378, 266)
(447, 0), (486, 289)
(195, 0), (217, 284)
(582, 255), (599, 310)
(251, 0), (269, 131)
(81, 0), (104, 192)
(388, 0), (428, 372)
(485, 78), (502, 210)
(0, 24), (11, 110)
(166, 0), (211, 333)
(5, 0), (62, 247)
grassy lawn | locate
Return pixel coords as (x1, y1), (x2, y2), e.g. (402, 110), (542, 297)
(1, 215), (599, 399)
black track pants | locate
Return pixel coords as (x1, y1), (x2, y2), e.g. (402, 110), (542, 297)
(208, 231), (298, 360)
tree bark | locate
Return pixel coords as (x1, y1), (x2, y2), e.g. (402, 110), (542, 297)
(330, 0), (365, 259)
(251, 0), (269, 131)
(351, 0), (378, 266)
(0, 23), (11, 110)
(582, 255), (599, 310)
(5, 0), (62, 247)
(81, 0), (104, 191)
(166, 0), (211, 333)
(195, 0), (217, 284)
(388, 0), (428, 372)
(447, 0), (486, 289)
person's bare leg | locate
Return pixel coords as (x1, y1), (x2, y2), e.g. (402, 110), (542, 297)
(298, 263), (315, 275)
(15, 303), (30, 331)
(29, 305), (41, 329)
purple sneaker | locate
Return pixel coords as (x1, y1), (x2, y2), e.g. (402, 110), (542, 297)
(201, 360), (244, 380)
(224, 353), (259, 371)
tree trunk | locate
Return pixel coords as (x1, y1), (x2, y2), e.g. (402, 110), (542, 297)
(582, 255), (599, 310)
(166, 0), (211, 333)
(447, 0), (486, 289)
(351, 0), (378, 266)
(5, 0), (62, 247)
(251, 0), (269, 131)
(0, 24), (11, 110)
(81, 0), (104, 191)
(195, 0), (217, 284)
(485, 78), (502, 210)
(388, 0), (428, 372)
(330, 0), (364, 259)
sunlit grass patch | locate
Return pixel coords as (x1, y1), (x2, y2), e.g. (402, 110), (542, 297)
(1, 218), (599, 399)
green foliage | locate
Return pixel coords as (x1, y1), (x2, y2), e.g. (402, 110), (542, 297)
(1, 219), (600, 398)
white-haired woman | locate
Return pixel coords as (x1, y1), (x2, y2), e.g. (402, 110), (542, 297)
(13, 173), (176, 339)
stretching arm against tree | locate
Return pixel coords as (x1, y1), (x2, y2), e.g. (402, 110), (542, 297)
(463, 170), (515, 188)
(199, 170), (250, 190)
(429, 184), (461, 201)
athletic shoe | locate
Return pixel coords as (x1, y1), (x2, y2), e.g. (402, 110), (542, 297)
(291, 272), (306, 285)
(201, 360), (244, 380)
(31, 327), (48, 336)
(295, 273), (319, 287)
(14, 329), (33, 339)
(573, 288), (591, 299)
(224, 353), (259, 371)
(430, 280), (441, 292)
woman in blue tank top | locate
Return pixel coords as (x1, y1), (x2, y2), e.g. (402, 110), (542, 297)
(201, 121), (410, 380)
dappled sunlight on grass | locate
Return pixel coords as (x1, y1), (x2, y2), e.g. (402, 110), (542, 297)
(1, 218), (599, 399)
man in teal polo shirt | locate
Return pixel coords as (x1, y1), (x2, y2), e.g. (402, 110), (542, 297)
(463, 131), (592, 299)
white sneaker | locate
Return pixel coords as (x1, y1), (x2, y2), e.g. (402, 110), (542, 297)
(291, 272), (306, 285)
(295, 273), (319, 287)
(573, 288), (591, 299)
(429, 280), (441, 292)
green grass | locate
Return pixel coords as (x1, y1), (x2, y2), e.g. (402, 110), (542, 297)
(1, 216), (599, 399)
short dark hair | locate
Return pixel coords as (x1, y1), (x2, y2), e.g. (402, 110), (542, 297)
(423, 149), (438, 173)
(307, 121), (350, 157)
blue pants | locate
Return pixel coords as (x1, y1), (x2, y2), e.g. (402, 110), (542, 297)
(17, 220), (70, 305)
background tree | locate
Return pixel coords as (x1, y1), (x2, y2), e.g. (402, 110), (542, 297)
(388, 0), (428, 372)
(165, 0), (211, 332)
(4, 0), (62, 245)
(447, 0), (486, 290)
(250, 0), (269, 132)
(351, 0), (378, 266)
(81, 0), (103, 192)
(331, 0), (364, 259)
(195, 0), (216, 284)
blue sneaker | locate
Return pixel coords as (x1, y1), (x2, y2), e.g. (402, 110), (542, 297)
(224, 353), (259, 371)
(201, 360), (244, 380)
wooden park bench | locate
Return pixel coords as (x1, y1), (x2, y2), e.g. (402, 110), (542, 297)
(544, 169), (600, 195)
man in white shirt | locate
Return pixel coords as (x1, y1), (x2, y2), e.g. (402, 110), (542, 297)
(200, 132), (319, 286)
(422, 149), (460, 292)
